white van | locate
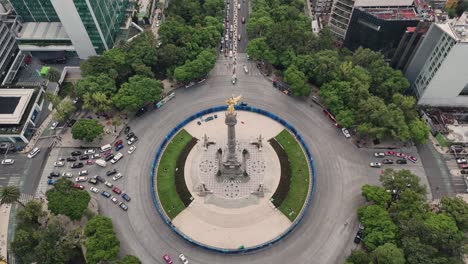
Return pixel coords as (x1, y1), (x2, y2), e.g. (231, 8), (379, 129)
(95, 159), (107, 167)
(238, 3), (241, 9)
(111, 152), (123, 164)
(27, 147), (40, 158)
(100, 144), (112, 153)
(229, 50), (233, 58)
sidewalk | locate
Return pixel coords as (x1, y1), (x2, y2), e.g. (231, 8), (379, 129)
(21, 108), (55, 153)
(0, 204), (10, 261)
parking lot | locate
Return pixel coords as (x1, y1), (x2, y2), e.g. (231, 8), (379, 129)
(37, 133), (139, 212)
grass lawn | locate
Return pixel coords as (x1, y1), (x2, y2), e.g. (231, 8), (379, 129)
(275, 129), (310, 221)
(435, 133), (451, 148)
(157, 129), (193, 219)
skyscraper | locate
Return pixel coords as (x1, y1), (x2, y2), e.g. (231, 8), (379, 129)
(9, 0), (128, 58)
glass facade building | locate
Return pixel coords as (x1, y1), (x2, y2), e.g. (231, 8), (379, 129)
(8, 0), (59, 22)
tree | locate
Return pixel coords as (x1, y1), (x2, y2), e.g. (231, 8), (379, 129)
(84, 216), (120, 264)
(309, 50), (340, 85)
(358, 205), (397, 250)
(45, 92), (60, 109)
(116, 255), (142, 264)
(156, 44), (188, 75)
(203, 0), (224, 18)
(54, 99), (76, 122)
(112, 75), (163, 112)
(283, 65), (310, 96)
(11, 229), (37, 263)
(126, 31), (157, 67)
(346, 249), (370, 264)
(71, 119), (104, 142)
(247, 15), (274, 38)
(372, 243), (405, 264)
(80, 56), (118, 79)
(76, 74), (116, 97)
(83, 92), (113, 113)
(409, 119), (430, 144)
(46, 178), (91, 220)
(401, 237), (438, 264)
(423, 213), (465, 256)
(174, 50), (217, 83)
(17, 200), (45, 227)
(361, 184), (391, 207)
(34, 216), (76, 264)
(379, 169), (427, 198)
(46, 67), (61, 83)
(246, 37), (276, 63)
(440, 196), (468, 232)
(0, 185), (24, 207)
(316, 27), (336, 51)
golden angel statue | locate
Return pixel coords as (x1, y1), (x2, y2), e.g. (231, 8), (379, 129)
(226, 95), (242, 114)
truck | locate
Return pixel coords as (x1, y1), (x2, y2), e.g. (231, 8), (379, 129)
(95, 159), (107, 167)
(111, 152), (124, 164)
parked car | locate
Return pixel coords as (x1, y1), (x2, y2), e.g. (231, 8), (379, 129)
(104, 154), (114, 162)
(62, 172), (73, 178)
(86, 159), (94, 165)
(71, 151), (82, 156)
(115, 144), (124, 151)
(106, 169), (117, 176)
(341, 128), (351, 138)
(127, 136), (138, 145)
(382, 159), (394, 164)
(119, 202), (128, 211)
(105, 181), (113, 188)
(408, 155), (417, 163)
(460, 164), (468, 169)
(92, 153), (101, 159)
(242, 17), (245, 23)
(66, 157), (77, 162)
(79, 155), (89, 160)
(122, 193), (131, 202)
(457, 158), (467, 164)
(49, 172), (60, 178)
(90, 187), (99, 193)
(128, 145), (136, 154)
(75, 176), (87, 182)
(50, 121), (59, 130)
(126, 132), (135, 140)
(78, 170), (88, 176)
(73, 184), (85, 190)
(27, 147), (40, 158)
(88, 178), (98, 185)
(110, 196), (118, 204)
(101, 191), (111, 198)
(94, 175), (105, 183)
(124, 126), (131, 134)
(370, 162), (382, 168)
(103, 150), (112, 157)
(354, 230), (363, 244)
(163, 254), (173, 264)
(114, 140), (123, 147)
(84, 149), (95, 155)
(396, 159), (407, 164)
(374, 152), (385, 158)
(71, 162), (84, 168)
(112, 186), (122, 195)
(1, 159), (14, 165)
(112, 173), (123, 181)
(47, 179), (56, 185)
(54, 161), (65, 167)
(179, 254), (189, 264)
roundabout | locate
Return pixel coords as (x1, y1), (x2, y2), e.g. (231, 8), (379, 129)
(152, 100), (315, 251)
(103, 64), (381, 263)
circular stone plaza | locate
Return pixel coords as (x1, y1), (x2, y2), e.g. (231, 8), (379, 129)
(152, 96), (314, 251)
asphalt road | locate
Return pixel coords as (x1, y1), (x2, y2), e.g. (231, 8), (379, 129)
(96, 56), (385, 264)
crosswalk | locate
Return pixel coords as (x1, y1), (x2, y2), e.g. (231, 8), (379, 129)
(18, 193), (35, 205)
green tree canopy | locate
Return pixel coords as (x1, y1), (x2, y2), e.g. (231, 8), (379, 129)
(71, 119), (104, 142)
(0, 185), (23, 207)
(358, 205), (397, 250)
(46, 67), (61, 83)
(112, 75), (163, 112)
(76, 74), (116, 97)
(379, 169), (427, 198)
(46, 178), (90, 220)
(440, 196), (468, 232)
(80, 56), (118, 79)
(361, 184), (391, 207)
(283, 65), (310, 96)
(174, 50), (217, 83)
(346, 249), (370, 264)
(115, 255), (142, 264)
(54, 98), (76, 122)
(84, 216), (120, 264)
(372, 243), (405, 264)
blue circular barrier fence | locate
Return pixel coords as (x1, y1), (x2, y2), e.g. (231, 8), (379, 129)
(150, 105), (317, 253)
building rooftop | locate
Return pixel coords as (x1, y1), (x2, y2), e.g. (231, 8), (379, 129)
(436, 12), (468, 42)
(0, 89), (35, 125)
(355, 0), (414, 7)
(18, 22), (69, 40)
(358, 0), (433, 21)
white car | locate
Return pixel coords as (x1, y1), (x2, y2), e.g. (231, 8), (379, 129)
(341, 128), (351, 138)
(243, 65), (249, 73)
(27, 147), (40, 158)
(128, 145), (137, 154)
(90, 187), (99, 193)
(1, 159), (14, 165)
(127, 137), (138, 145)
(457, 158), (467, 164)
(105, 181), (113, 188)
(84, 149), (96, 155)
(374, 152), (385, 158)
(54, 161), (65, 167)
(50, 121), (59, 130)
(62, 172), (73, 178)
(370, 162), (382, 168)
(156, 21), (160, 27)
(79, 170), (88, 176)
(110, 196), (118, 204)
(92, 153), (101, 159)
(112, 173), (123, 181)
(75, 176), (88, 182)
(179, 254), (189, 264)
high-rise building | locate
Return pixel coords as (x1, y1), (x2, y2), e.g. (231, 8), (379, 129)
(405, 12), (468, 107)
(329, 0), (355, 38)
(0, 2), (23, 85)
(9, 0), (129, 58)
(311, 0), (334, 15)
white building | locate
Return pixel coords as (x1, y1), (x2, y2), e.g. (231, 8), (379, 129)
(405, 12), (468, 107)
(0, 2), (23, 85)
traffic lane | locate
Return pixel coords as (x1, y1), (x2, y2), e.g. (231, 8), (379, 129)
(237, 1), (249, 52)
(0, 153), (28, 188)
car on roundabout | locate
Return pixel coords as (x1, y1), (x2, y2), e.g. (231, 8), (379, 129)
(128, 145), (136, 154)
(396, 159), (407, 164)
(179, 254), (189, 264)
(101, 191), (111, 198)
(1, 159), (14, 165)
(62, 172), (73, 178)
(75, 176), (87, 182)
(119, 202), (128, 211)
(90, 187), (99, 193)
(112, 173), (123, 181)
(54, 161), (65, 167)
(163, 254), (173, 264)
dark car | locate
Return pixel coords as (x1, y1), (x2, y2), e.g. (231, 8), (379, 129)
(101, 191), (111, 198)
(79, 155), (89, 160)
(122, 193), (131, 202)
(88, 178), (98, 185)
(115, 144), (124, 151)
(135, 107), (147, 117)
(106, 169), (117, 176)
(94, 175), (105, 183)
(71, 151), (82, 156)
(239, 102), (248, 106)
(124, 126), (131, 134)
(71, 162), (84, 168)
(114, 140), (123, 147)
(157, 13), (162, 20)
(104, 154), (114, 162)
(382, 159), (394, 164)
(66, 119), (76, 127)
(396, 159), (407, 164)
(48, 172), (60, 178)
(119, 202), (128, 211)
(126, 132), (135, 140)
(354, 230), (363, 244)
(66, 156), (77, 162)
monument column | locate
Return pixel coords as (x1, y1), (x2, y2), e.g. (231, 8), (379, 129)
(225, 112), (238, 163)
